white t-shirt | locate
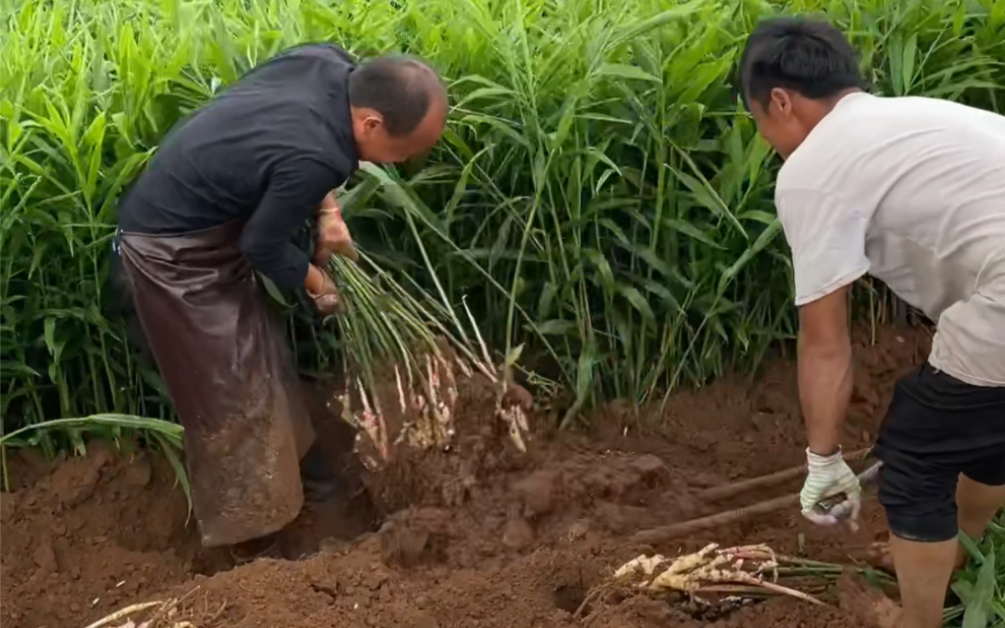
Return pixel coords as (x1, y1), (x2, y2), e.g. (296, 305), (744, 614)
(775, 92), (1005, 387)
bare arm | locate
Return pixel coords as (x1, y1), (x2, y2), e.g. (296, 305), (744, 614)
(797, 284), (854, 456)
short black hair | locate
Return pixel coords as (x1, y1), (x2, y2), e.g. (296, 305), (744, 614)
(348, 55), (443, 137)
(738, 17), (865, 110)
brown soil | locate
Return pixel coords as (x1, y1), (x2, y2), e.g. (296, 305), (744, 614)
(0, 325), (928, 628)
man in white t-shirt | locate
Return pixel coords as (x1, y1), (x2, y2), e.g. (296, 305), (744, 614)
(739, 17), (1005, 628)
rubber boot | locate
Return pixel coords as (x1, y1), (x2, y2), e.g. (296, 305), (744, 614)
(229, 532), (281, 565)
(299, 443), (343, 504)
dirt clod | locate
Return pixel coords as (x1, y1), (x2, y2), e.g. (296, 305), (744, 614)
(502, 517), (535, 550)
(514, 469), (560, 518)
(631, 454), (667, 479)
(31, 537), (57, 573)
(380, 521), (432, 566)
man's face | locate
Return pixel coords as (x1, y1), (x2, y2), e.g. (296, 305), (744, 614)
(747, 88), (810, 160)
(353, 97), (448, 164)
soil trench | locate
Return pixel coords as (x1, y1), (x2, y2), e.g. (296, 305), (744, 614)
(0, 326), (927, 628)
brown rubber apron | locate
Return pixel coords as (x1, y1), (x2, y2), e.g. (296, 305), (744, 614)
(118, 220), (314, 547)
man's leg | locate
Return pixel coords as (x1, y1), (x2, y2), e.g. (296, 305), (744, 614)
(889, 475), (1005, 627)
(956, 472), (1005, 567)
(872, 366), (971, 628)
(888, 535), (957, 628)
(879, 453), (960, 628)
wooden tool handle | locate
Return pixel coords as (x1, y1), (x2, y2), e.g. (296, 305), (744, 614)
(696, 447), (872, 502)
(631, 493), (800, 545)
(632, 459), (883, 546)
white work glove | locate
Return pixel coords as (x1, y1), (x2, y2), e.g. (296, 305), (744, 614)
(800, 448), (862, 530)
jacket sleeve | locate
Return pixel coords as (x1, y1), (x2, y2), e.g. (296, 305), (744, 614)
(238, 158), (347, 290)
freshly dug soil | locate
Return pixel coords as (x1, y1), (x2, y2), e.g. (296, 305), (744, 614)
(0, 326), (928, 628)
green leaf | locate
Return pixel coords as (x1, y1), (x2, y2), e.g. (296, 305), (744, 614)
(584, 249), (616, 292)
(901, 33), (918, 95)
(667, 218), (725, 250)
(504, 343), (524, 369)
(719, 218), (783, 292)
(153, 432), (193, 521)
(616, 284), (657, 326)
(609, 2), (704, 48)
(595, 64), (661, 83)
(574, 347), (596, 403)
(456, 86), (518, 109)
(536, 319), (575, 336)
(258, 273), (294, 309)
(959, 530), (985, 563)
(43, 317), (57, 357)
(1, 415), (184, 447)
(738, 210), (778, 226)
(962, 550), (995, 628)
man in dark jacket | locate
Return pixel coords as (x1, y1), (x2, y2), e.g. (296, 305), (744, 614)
(115, 44), (447, 556)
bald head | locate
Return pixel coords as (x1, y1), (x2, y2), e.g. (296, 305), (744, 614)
(347, 55), (447, 164)
(348, 56), (446, 137)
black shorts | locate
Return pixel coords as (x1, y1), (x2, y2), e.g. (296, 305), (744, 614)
(874, 363), (1005, 543)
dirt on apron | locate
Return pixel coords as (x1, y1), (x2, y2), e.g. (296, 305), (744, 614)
(118, 220), (315, 547)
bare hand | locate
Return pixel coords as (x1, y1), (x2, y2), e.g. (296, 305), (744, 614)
(315, 195), (358, 263)
(308, 270), (342, 315)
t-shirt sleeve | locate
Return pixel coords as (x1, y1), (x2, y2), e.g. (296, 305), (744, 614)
(238, 157), (348, 290)
(775, 188), (871, 306)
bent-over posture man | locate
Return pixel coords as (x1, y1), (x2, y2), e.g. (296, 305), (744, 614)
(738, 17), (1005, 628)
(115, 43), (447, 557)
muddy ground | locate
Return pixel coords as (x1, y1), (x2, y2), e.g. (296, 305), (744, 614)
(0, 326), (931, 628)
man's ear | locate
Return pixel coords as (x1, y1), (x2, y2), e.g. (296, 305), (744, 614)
(770, 87), (793, 117)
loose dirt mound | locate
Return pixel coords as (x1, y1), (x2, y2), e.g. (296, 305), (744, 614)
(0, 326), (927, 628)
(0, 443), (207, 628)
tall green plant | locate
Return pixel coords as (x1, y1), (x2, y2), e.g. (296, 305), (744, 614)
(2, 0), (1003, 437)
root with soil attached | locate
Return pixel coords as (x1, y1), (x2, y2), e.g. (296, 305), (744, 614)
(611, 543), (825, 606)
(82, 594), (200, 628)
(581, 543), (887, 619)
(80, 586), (228, 628)
(327, 252), (532, 469)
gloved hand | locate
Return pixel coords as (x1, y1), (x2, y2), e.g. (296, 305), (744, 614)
(800, 447), (862, 530)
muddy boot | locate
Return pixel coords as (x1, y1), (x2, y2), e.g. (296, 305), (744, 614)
(300, 443), (343, 504)
(229, 532), (281, 565)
